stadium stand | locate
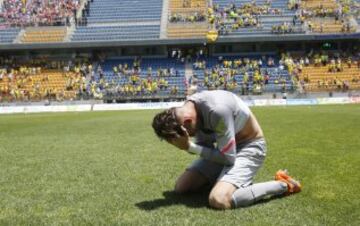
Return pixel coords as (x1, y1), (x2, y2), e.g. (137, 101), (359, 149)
(0, 0), (79, 26)
(192, 55), (294, 94)
(167, 23), (209, 38)
(167, 0), (209, 38)
(21, 27), (68, 43)
(96, 58), (187, 101)
(0, 57), (93, 102)
(300, 65), (360, 91)
(308, 18), (350, 33)
(0, 56), (188, 103)
(0, 27), (19, 43)
(211, 0), (304, 37)
(301, 0), (338, 9)
(300, 0), (357, 34)
(0, 0), (359, 104)
(72, 0), (162, 41)
(72, 25), (160, 41)
(83, 0), (162, 24)
(0, 69), (77, 102)
(296, 55), (360, 92)
(0, 0), (79, 44)
(350, 0), (360, 22)
(354, 0), (360, 24)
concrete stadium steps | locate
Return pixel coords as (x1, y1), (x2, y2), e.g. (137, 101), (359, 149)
(21, 27), (67, 43)
(160, 0), (170, 39)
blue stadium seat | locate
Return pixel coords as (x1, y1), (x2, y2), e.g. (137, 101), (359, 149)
(213, 0), (304, 37)
(85, 0), (162, 24)
(0, 27), (20, 43)
(97, 58), (186, 96)
(193, 55), (294, 93)
(72, 25), (160, 41)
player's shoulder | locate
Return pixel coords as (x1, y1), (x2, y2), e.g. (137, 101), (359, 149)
(188, 90), (232, 100)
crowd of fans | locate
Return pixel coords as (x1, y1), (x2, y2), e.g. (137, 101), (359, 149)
(0, 56), (94, 102)
(346, 0), (360, 19)
(288, 0), (301, 11)
(293, 0), (357, 34)
(299, 7), (342, 19)
(169, 12), (206, 23)
(277, 51), (360, 92)
(271, 22), (299, 34)
(180, 0), (200, 8)
(192, 56), (290, 95)
(208, 1), (298, 36)
(1, 49), (359, 102)
(192, 50), (360, 94)
(0, 0), (80, 27)
(102, 58), (183, 99)
(0, 54), (188, 103)
(307, 19), (354, 34)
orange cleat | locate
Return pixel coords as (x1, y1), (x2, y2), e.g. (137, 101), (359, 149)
(275, 169), (302, 195)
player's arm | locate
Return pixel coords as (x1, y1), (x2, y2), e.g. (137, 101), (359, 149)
(188, 106), (236, 165)
(166, 127), (190, 151)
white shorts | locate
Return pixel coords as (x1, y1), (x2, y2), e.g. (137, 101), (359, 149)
(187, 138), (267, 188)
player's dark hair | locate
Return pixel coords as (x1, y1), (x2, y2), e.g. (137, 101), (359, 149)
(152, 107), (184, 140)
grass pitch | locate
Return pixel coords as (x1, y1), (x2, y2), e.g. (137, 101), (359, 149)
(0, 104), (359, 225)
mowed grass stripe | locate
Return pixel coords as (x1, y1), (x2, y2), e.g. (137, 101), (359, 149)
(0, 105), (359, 225)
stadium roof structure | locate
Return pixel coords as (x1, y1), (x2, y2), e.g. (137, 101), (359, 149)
(0, 32), (359, 50)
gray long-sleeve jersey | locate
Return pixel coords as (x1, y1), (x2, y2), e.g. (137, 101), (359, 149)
(187, 90), (251, 166)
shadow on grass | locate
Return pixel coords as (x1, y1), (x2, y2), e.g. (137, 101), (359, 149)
(136, 190), (287, 211)
(135, 190), (210, 210)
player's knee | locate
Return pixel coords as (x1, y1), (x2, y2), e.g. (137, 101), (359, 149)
(208, 192), (233, 209)
(174, 170), (204, 194)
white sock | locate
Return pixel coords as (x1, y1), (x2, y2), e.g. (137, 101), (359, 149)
(232, 181), (287, 208)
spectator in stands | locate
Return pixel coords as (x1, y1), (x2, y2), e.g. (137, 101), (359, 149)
(271, 22), (297, 34)
(1, 0), (80, 27)
(336, 58), (343, 72)
(170, 85), (179, 95)
(169, 12), (206, 23)
(329, 58), (337, 72)
(211, 2), (287, 36)
(267, 57), (275, 67)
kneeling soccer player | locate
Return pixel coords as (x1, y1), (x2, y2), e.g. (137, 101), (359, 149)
(152, 90), (301, 209)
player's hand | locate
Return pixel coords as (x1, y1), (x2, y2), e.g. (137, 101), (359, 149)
(167, 126), (190, 151)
